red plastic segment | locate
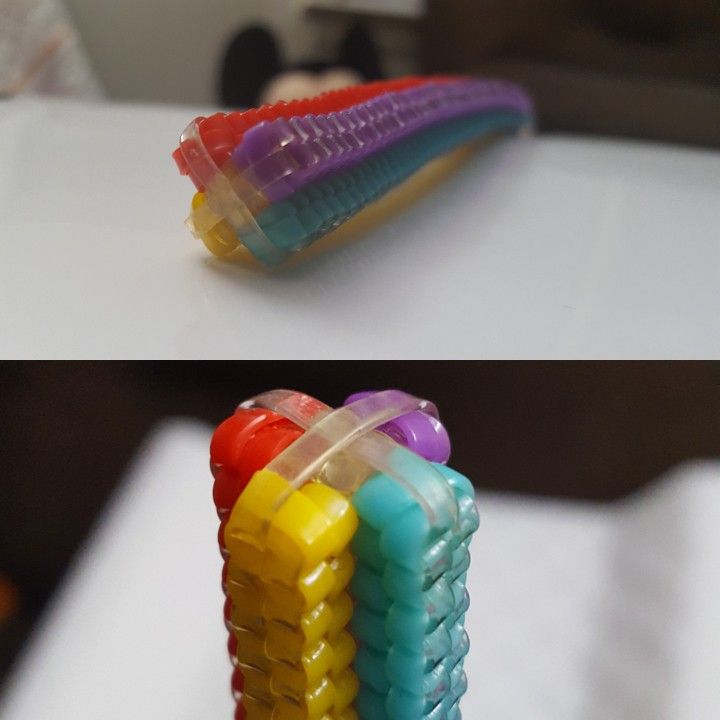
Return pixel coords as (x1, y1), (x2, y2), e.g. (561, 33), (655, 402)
(231, 667), (244, 698)
(210, 407), (303, 515)
(173, 75), (452, 190)
(210, 406), (305, 719)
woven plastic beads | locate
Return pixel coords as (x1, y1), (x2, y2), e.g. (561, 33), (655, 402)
(209, 389), (479, 720)
(174, 76), (533, 265)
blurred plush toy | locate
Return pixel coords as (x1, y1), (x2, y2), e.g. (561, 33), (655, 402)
(220, 23), (382, 108)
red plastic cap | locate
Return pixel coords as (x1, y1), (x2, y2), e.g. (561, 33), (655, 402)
(210, 408), (302, 512)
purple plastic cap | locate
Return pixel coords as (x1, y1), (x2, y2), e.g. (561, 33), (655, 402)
(343, 390), (451, 464)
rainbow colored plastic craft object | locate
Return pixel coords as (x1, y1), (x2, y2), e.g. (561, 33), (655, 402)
(174, 76), (534, 265)
(209, 389), (479, 720)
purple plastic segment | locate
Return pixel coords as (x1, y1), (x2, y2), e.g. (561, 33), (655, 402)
(344, 390), (452, 464)
(231, 78), (533, 204)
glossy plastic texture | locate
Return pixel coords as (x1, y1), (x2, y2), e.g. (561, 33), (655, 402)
(210, 392), (451, 719)
(228, 79), (532, 204)
(175, 75), (534, 265)
(188, 109), (528, 263)
(343, 392), (450, 464)
(211, 390), (479, 720)
(214, 391), (445, 720)
(351, 464), (478, 720)
(225, 467), (359, 720)
(248, 390), (457, 526)
(210, 408), (306, 719)
(173, 77), (435, 189)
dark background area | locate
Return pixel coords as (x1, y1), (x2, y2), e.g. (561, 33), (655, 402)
(0, 361), (719, 684)
(422, 0), (720, 147)
(296, 0), (720, 147)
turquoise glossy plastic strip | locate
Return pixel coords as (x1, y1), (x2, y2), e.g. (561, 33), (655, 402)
(236, 110), (530, 264)
(350, 463), (479, 720)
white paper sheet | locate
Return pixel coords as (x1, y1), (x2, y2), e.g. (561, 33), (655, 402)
(1, 420), (718, 719)
(1, 98), (719, 359)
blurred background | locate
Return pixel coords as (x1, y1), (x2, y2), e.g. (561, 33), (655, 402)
(0, 361), (719, 690)
(2, 0), (719, 146)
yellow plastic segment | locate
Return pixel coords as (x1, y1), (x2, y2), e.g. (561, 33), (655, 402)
(265, 495), (354, 582)
(333, 668), (360, 713)
(326, 593), (353, 640)
(274, 676), (335, 720)
(241, 703), (358, 720)
(230, 581), (266, 634)
(241, 663), (273, 701)
(244, 673), (335, 720)
(226, 470), (358, 583)
(224, 470), (290, 578)
(189, 192), (240, 257)
(224, 468), (360, 719)
(235, 627), (268, 668)
(326, 553), (354, 602)
(272, 639), (334, 696)
(266, 602), (332, 661)
(330, 631), (356, 678)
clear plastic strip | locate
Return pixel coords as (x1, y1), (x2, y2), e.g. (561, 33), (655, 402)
(179, 119), (285, 264)
(241, 389), (457, 527)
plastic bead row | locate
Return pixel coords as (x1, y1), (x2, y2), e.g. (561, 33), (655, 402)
(209, 391), (479, 719)
(174, 76), (533, 264)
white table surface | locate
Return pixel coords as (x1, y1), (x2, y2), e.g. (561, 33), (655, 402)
(1, 97), (719, 359)
(1, 420), (718, 719)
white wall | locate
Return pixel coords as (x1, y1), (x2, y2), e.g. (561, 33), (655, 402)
(63, 0), (324, 105)
(63, 0), (421, 106)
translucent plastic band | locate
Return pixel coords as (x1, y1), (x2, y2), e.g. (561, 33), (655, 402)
(179, 119), (286, 265)
(242, 389), (457, 526)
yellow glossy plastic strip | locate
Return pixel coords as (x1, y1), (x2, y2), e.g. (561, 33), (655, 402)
(224, 469), (360, 720)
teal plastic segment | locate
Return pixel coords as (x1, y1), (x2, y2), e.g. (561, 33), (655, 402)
(350, 463), (479, 720)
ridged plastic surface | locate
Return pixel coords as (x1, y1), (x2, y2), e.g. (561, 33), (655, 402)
(211, 399), (445, 720)
(350, 464), (479, 720)
(248, 110), (524, 258)
(209, 393), (479, 720)
(174, 75), (534, 264)
(229, 79), (532, 204)
(224, 468), (360, 720)
(211, 409), (306, 719)
(192, 109), (528, 263)
(174, 77), (436, 190)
